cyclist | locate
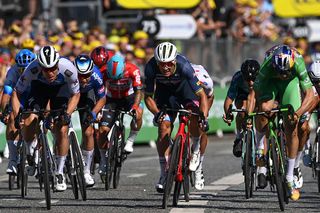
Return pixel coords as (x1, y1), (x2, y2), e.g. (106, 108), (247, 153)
(191, 63), (214, 190)
(223, 59), (260, 158)
(144, 42), (209, 193)
(90, 46), (114, 80)
(12, 45), (80, 192)
(247, 45), (315, 201)
(98, 54), (143, 179)
(0, 49), (36, 174)
(74, 54), (106, 187)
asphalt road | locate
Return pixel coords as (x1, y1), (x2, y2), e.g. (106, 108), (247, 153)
(0, 135), (319, 212)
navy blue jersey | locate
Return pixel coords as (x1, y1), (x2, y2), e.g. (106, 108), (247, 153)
(144, 54), (203, 97)
(227, 71), (250, 100)
(80, 66), (105, 99)
(4, 64), (21, 95)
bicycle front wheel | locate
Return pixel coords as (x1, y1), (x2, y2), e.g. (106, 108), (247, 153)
(244, 130), (253, 199)
(162, 136), (180, 209)
(271, 137), (285, 211)
(105, 126), (117, 190)
(39, 133), (51, 210)
(20, 141), (28, 198)
(113, 127), (125, 189)
(70, 131), (87, 201)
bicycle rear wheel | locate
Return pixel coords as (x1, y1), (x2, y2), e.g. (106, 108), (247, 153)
(20, 141), (28, 197)
(113, 127), (125, 189)
(244, 130), (253, 199)
(66, 151), (79, 200)
(162, 136), (181, 209)
(39, 133), (51, 210)
(271, 137), (285, 211)
(70, 131), (87, 201)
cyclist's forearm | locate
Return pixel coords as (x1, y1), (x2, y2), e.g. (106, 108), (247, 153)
(297, 88), (319, 116)
(198, 90), (208, 118)
(92, 96), (106, 114)
(133, 89), (142, 107)
(0, 93), (10, 112)
(223, 97), (233, 115)
(67, 92), (80, 115)
(247, 89), (256, 113)
(144, 95), (159, 115)
(11, 90), (21, 117)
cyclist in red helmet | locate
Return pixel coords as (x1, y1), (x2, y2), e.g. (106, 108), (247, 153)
(90, 46), (114, 80)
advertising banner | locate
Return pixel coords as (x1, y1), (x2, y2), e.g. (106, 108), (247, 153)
(273, 0), (320, 17)
(116, 0), (201, 9)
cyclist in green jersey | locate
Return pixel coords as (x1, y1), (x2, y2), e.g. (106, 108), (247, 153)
(247, 45), (315, 201)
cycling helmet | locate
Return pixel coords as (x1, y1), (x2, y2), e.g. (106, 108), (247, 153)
(15, 49), (37, 68)
(308, 61), (320, 82)
(21, 38), (35, 50)
(107, 54), (125, 80)
(90, 46), (109, 68)
(241, 59), (260, 81)
(74, 54), (94, 75)
(154, 42), (177, 63)
(38, 46), (60, 68)
(272, 45), (294, 74)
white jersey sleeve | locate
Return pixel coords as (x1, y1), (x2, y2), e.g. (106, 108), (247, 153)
(191, 64), (214, 97)
(58, 58), (80, 94)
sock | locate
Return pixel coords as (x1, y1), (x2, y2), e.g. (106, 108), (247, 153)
(27, 138), (38, 156)
(159, 157), (166, 177)
(236, 129), (242, 139)
(192, 137), (201, 153)
(127, 130), (138, 144)
(257, 166), (267, 175)
(198, 155), (204, 171)
(255, 130), (265, 150)
(304, 139), (311, 150)
(294, 151), (302, 168)
(56, 155), (67, 174)
(286, 158), (295, 182)
(82, 149), (94, 174)
(7, 140), (18, 161)
(99, 149), (107, 166)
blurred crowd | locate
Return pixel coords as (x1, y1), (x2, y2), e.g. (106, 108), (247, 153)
(0, 0), (319, 82)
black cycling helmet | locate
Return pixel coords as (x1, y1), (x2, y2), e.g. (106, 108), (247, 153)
(241, 59), (260, 81)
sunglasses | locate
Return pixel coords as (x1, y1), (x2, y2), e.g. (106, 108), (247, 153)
(78, 72), (92, 79)
(158, 61), (175, 67)
(42, 65), (58, 73)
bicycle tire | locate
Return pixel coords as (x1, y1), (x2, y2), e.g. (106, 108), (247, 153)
(278, 130), (289, 204)
(271, 137), (285, 211)
(20, 141), (28, 197)
(8, 174), (15, 190)
(39, 133), (51, 210)
(162, 136), (181, 209)
(173, 138), (185, 206)
(173, 181), (182, 207)
(244, 130), (253, 199)
(113, 127), (125, 189)
(70, 131), (87, 201)
(66, 152), (79, 200)
(182, 137), (190, 202)
(105, 126), (117, 190)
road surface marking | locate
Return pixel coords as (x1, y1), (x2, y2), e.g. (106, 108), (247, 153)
(39, 200), (59, 204)
(127, 173), (147, 178)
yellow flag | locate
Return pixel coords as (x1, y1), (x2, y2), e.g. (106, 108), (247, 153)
(273, 0), (320, 17)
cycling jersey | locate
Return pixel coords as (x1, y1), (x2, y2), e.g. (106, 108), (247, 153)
(4, 64), (22, 96)
(227, 71), (250, 101)
(80, 66), (105, 99)
(15, 57), (80, 96)
(191, 64), (214, 97)
(145, 54), (203, 98)
(104, 62), (142, 99)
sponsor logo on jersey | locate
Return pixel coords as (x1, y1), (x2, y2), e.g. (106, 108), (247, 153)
(64, 69), (73, 77)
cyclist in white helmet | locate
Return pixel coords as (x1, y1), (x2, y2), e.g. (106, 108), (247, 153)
(144, 41), (209, 193)
(12, 45), (80, 192)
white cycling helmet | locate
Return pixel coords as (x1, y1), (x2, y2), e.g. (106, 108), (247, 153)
(309, 61), (320, 81)
(154, 42), (177, 63)
(38, 46), (59, 68)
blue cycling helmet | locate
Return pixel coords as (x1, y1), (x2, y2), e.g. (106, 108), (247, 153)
(272, 45), (294, 74)
(74, 54), (94, 75)
(107, 54), (125, 80)
(15, 49), (37, 68)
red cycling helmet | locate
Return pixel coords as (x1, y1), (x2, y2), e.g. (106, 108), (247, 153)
(90, 46), (109, 68)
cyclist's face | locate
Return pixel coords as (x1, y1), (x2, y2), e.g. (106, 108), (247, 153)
(78, 73), (91, 85)
(42, 65), (58, 82)
(158, 60), (176, 76)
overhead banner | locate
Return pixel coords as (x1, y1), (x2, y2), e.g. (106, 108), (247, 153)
(155, 14), (197, 39)
(273, 0), (320, 17)
(307, 20), (320, 42)
(116, 0), (201, 9)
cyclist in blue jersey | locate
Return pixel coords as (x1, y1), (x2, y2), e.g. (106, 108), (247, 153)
(74, 54), (106, 187)
(0, 49), (36, 174)
(223, 59), (260, 157)
(12, 46), (80, 192)
(144, 42), (209, 193)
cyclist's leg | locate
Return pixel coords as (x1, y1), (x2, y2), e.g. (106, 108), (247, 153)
(6, 111), (20, 174)
(281, 77), (301, 200)
(232, 98), (247, 157)
(124, 95), (144, 153)
(79, 91), (95, 186)
(98, 101), (115, 176)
